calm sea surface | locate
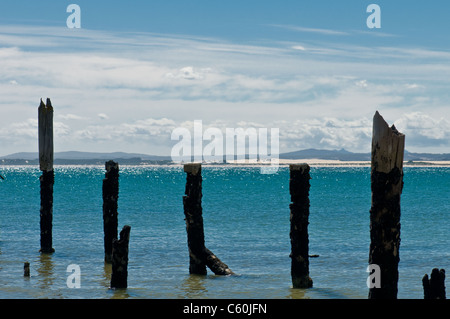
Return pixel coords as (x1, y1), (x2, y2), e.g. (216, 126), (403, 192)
(0, 165), (448, 299)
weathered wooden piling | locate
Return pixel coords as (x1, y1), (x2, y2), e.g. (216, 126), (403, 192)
(103, 160), (119, 263)
(368, 111), (405, 299)
(110, 225), (131, 289)
(423, 268), (446, 299)
(38, 98), (55, 254)
(289, 164), (313, 289)
(183, 163), (233, 276)
(183, 163), (207, 275)
(205, 248), (233, 276)
(24, 262), (30, 277)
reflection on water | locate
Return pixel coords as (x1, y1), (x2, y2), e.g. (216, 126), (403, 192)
(179, 274), (208, 298)
(109, 287), (131, 299)
(287, 287), (308, 299)
(37, 253), (54, 291)
(102, 262), (112, 289)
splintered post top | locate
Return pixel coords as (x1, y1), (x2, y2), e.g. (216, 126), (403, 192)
(38, 98), (54, 172)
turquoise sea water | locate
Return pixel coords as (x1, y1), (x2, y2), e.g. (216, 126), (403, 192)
(0, 165), (448, 299)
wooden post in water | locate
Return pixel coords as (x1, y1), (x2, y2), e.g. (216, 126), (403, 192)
(289, 164), (313, 288)
(183, 163), (233, 276)
(183, 163), (207, 275)
(38, 98), (55, 253)
(368, 111), (405, 299)
(24, 262), (30, 277)
(103, 160), (119, 263)
(423, 268), (446, 299)
(110, 225), (131, 289)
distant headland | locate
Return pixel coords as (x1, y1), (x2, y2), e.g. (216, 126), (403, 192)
(1, 149), (449, 166)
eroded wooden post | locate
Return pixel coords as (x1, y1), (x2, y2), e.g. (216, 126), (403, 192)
(368, 111), (405, 299)
(24, 262), (30, 277)
(103, 160), (119, 263)
(289, 164), (313, 288)
(423, 268), (446, 299)
(183, 164), (233, 276)
(183, 163), (207, 275)
(110, 225), (131, 289)
(38, 98), (55, 253)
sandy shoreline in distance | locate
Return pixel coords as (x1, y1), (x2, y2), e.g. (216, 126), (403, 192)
(152, 159), (449, 168)
(199, 159), (450, 167)
(277, 159), (450, 167)
(1, 159), (449, 169)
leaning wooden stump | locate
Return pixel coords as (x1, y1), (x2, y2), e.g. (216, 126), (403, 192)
(103, 160), (119, 263)
(423, 268), (446, 299)
(183, 163), (233, 276)
(205, 248), (233, 276)
(368, 111), (405, 299)
(110, 225), (131, 289)
(289, 164), (313, 288)
(38, 98), (55, 254)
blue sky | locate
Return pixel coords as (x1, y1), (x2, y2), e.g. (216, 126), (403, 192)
(1, 1), (449, 156)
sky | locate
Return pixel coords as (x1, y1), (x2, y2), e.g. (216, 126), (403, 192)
(0, 0), (450, 156)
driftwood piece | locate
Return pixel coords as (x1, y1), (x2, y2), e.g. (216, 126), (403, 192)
(368, 111), (405, 299)
(289, 164), (313, 288)
(423, 268), (446, 299)
(110, 225), (131, 289)
(183, 164), (233, 276)
(103, 160), (119, 263)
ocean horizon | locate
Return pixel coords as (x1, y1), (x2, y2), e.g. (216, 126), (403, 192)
(0, 165), (448, 299)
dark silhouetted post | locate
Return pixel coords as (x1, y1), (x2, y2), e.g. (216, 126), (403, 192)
(38, 98), (55, 253)
(183, 163), (207, 275)
(183, 163), (233, 276)
(24, 262), (30, 277)
(103, 160), (119, 263)
(289, 164), (313, 288)
(110, 225), (131, 289)
(205, 248), (233, 276)
(368, 111), (405, 299)
(423, 268), (446, 299)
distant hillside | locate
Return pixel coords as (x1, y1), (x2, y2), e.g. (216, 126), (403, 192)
(0, 151), (171, 165)
(279, 148), (450, 161)
(1, 151), (170, 161)
(280, 148), (370, 161)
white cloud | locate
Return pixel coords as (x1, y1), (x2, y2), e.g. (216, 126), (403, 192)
(292, 45), (306, 51)
(57, 114), (86, 121)
(394, 112), (450, 149)
(270, 24), (349, 36)
(166, 66), (211, 80)
(0, 25), (450, 155)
